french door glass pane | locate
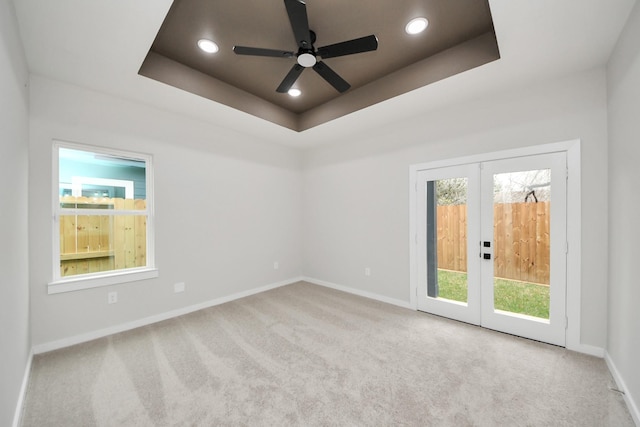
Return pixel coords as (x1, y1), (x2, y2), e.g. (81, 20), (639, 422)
(492, 169), (551, 319)
(426, 177), (468, 303)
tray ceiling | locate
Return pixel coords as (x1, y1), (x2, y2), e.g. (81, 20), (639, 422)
(140, 0), (500, 132)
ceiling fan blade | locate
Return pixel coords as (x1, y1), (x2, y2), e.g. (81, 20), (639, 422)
(317, 35), (378, 59)
(276, 64), (305, 93)
(312, 61), (350, 93)
(233, 46), (295, 58)
(284, 0), (312, 49)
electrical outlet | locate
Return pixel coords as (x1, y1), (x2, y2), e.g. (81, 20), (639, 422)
(174, 282), (185, 293)
(108, 291), (118, 304)
(365, 267), (371, 277)
(273, 261), (279, 270)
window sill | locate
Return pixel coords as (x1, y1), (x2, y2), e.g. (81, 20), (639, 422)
(48, 268), (159, 294)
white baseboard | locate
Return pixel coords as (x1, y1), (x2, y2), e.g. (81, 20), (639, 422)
(567, 342), (605, 358)
(605, 351), (640, 426)
(33, 277), (303, 354)
(12, 348), (34, 427)
(302, 276), (412, 309)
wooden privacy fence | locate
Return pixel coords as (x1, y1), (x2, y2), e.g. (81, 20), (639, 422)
(437, 201), (550, 285)
(59, 196), (146, 277)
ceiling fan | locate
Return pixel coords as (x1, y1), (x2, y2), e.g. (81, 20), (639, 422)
(232, 0), (378, 94)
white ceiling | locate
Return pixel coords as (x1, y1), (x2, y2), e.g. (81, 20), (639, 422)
(12, 0), (637, 148)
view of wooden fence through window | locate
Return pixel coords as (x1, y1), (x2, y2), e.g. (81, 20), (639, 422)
(437, 201), (550, 285)
(59, 196), (147, 277)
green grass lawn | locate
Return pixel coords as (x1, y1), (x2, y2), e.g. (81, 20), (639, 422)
(437, 269), (550, 319)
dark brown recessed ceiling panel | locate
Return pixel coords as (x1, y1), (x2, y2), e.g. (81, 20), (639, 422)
(139, 0), (500, 132)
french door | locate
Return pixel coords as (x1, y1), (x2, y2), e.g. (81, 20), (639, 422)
(416, 152), (567, 346)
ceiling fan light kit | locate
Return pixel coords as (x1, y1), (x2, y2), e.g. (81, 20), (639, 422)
(297, 53), (316, 68)
(232, 0), (378, 94)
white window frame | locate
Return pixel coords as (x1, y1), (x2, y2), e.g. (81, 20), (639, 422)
(49, 141), (158, 294)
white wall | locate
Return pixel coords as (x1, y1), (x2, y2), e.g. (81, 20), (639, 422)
(607, 0), (640, 420)
(303, 68), (609, 349)
(28, 76), (303, 347)
(0, 0), (30, 424)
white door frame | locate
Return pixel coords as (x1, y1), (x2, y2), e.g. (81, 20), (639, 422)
(409, 140), (585, 352)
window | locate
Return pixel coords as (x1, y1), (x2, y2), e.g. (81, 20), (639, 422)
(49, 141), (157, 293)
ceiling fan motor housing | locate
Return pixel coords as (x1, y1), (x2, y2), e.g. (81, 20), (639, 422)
(297, 30), (317, 67)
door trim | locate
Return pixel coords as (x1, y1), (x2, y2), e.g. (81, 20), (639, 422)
(409, 139), (582, 350)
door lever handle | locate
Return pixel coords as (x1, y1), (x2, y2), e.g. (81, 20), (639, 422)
(480, 241), (492, 259)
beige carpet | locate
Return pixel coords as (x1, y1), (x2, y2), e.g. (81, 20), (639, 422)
(21, 282), (633, 426)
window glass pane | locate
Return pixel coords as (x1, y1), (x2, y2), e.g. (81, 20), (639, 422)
(492, 169), (550, 319)
(59, 214), (147, 277)
(57, 145), (150, 280)
(426, 177), (469, 304)
(59, 147), (146, 210)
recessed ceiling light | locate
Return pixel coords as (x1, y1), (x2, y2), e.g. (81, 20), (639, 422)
(288, 88), (301, 97)
(197, 39), (219, 53)
(405, 17), (429, 35)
